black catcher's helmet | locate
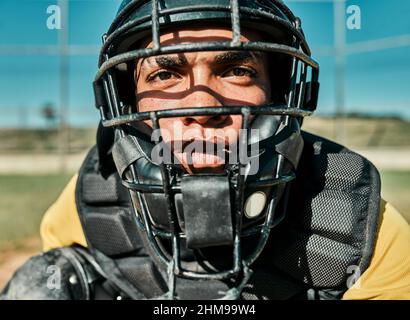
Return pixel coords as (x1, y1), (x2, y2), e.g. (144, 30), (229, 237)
(93, 0), (320, 299)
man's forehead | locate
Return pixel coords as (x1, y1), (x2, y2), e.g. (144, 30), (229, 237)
(140, 26), (265, 48)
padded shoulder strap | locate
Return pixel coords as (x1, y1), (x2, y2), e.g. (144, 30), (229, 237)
(76, 145), (144, 257)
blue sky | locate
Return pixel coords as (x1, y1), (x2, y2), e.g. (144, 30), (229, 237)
(0, 0), (409, 127)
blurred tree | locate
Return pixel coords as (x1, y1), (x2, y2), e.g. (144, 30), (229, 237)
(41, 102), (58, 129)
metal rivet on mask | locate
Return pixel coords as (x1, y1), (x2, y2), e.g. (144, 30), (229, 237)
(244, 192), (267, 219)
(69, 274), (78, 285)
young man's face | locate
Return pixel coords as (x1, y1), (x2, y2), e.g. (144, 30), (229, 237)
(135, 27), (271, 173)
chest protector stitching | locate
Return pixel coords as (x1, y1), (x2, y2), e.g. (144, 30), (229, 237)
(75, 131), (381, 300)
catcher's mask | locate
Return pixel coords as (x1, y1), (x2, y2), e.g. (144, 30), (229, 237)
(93, 0), (320, 299)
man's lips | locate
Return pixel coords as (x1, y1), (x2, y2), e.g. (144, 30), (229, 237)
(171, 138), (230, 153)
(170, 139), (229, 167)
(179, 152), (226, 166)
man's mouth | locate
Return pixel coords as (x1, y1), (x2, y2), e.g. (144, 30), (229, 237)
(181, 151), (226, 166)
(172, 138), (230, 171)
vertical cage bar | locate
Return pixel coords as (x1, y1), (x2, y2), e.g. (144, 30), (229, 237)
(296, 63), (307, 109)
(293, 17), (307, 110)
(287, 57), (299, 110)
(102, 78), (114, 119)
(98, 106), (106, 121)
(106, 73), (122, 120)
(151, 0), (161, 51)
(230, 0), (241, 46)
(102, 35), (122, 122)
(166, 260), (176, 299)
(150, 112), (181, 277)
(129, 191), (171, 265)
(232, 108), (251, 272)
(287, 17), (302, 112)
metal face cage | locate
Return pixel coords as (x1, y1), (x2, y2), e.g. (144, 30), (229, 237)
(93, 0), (320, 299)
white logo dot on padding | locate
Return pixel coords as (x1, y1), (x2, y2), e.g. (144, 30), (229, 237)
(244, 192), (267, 219)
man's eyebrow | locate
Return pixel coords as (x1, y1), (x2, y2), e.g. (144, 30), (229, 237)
(142, 55), (188, 69)
(139, 51), (264, 71)
(214, 51), (263, 65)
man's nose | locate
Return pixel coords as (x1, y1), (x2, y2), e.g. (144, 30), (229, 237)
(180, 90), (227, 127)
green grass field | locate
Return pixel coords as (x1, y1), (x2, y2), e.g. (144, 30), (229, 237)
(302, 116), (410, 149)
(0, 127), (96, 155)
(380, 171), (410, 222)
(0, 174), (72, 250)
(0, 171), (408, 250)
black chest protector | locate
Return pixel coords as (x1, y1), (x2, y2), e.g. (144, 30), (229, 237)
(75, 131), (381, 300)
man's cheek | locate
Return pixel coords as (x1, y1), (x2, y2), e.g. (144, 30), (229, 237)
(136, 97), (155, 112)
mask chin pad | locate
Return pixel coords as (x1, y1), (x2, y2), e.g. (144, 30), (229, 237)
(181, 175), (233, 249)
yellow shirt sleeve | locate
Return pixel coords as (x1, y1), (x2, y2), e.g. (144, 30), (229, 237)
(343, 201), (410, 300)
(40, 176), (410, 299)
(40, 174), (87, 251)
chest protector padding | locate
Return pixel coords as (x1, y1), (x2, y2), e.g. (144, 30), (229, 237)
(75, 130), (381, 299)
(270, 132), (381, 289)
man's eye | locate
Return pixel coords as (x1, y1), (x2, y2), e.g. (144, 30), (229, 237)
(222, 67), (256, 78)
(147, 70), (178, 82)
